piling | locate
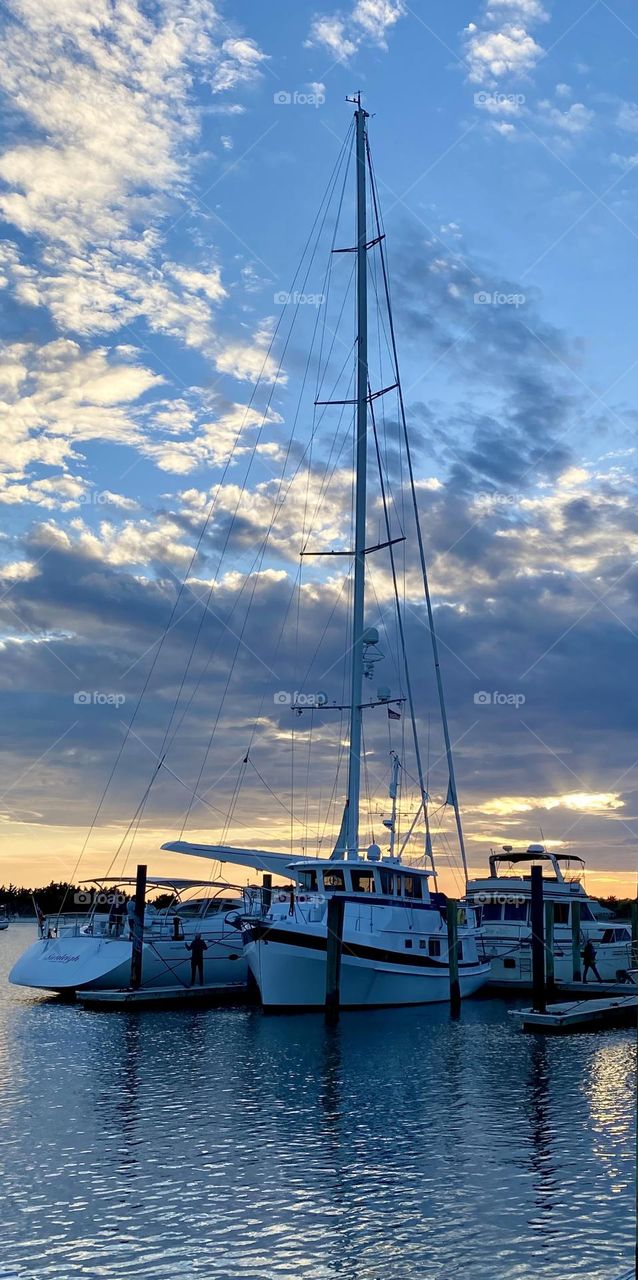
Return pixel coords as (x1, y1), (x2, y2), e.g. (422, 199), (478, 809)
(446, 899), (461, 1017)
(544, 900), (555, 997)
(531, 865), (545, 1014)
(262, 873), (272, 914)
(130, 863), (147, 990)
(571, 899), (582, 983)
(325, 895), (345, 1021)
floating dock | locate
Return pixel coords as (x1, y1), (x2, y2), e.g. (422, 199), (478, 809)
(77, 981), (249, 1010)
(511, 993), (638, 1034)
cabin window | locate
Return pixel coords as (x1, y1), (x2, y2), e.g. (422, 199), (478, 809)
(379, 870), (394, 896)
(429, 939), (441, 957)
(504, 903), (527, 922)
(404, 938), (413, 948)
(323, 870), (346, 891)
(299, 870), (318, 892)
(580, 902), (594, 922)
(481, 903), (502, 922)
(404, 876), (423, 900)
(553, 903), (570, 926)
(394, 876), (403, 897)
(419, 939), (427, 949)
(351, 870), (376, 894)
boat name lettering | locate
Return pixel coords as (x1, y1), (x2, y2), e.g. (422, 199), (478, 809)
(47, 953), (81, 964)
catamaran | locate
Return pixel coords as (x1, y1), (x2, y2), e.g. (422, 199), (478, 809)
(163, 96), (490, 1009)
(466, 844), (633, 986)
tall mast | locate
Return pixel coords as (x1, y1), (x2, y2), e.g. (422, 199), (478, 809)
(345, 92), (369, 860)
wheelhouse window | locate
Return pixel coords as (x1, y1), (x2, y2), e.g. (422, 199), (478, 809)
(379, 870), (394, 896)
(299, 869), (318, 892)
(322, 870), (346, 892)
(480, 903), (502, 922)
(403, 876), (423, 900)
(504, 903), (527, 922)
(553, 903), (570, 926)
(351, 870), (376, 894)
(394, 876), (403, 897)
(580, 902), (595, 922)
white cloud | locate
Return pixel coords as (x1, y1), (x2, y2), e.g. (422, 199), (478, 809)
(465, 24), (543, 84)
(307, 0), (406, 62)
(465, 0), (548, 85)
(617, 101), (638, 133)
(478, 792), (624, 816)
(0, 338), (162, 497)
(0, 1), (264, 347)
(539, 101), (594, 135)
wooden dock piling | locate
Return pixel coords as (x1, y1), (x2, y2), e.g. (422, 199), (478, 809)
(130, 863), (147, 990)
(446, 899), (461, 1016)
(530, 865), (545, 1014)
(325, 895), (345, 1021)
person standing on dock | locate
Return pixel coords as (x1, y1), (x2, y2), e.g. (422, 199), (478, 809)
(186, 934), (208, 986)
(583, 938), (602, 983)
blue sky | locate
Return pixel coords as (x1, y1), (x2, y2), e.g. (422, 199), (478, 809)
(2, 0), (638, 894)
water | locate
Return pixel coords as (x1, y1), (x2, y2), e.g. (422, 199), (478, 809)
(0, 923), (634, 1280)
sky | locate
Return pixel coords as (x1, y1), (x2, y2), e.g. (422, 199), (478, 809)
(2, 0), (638, 897)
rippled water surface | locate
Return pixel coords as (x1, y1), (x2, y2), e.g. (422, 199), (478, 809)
(0, 923), (635, 1280)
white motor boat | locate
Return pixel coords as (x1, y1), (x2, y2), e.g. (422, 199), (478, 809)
(8, 875), (280, 997)
(242, 855), (490, 1010)
(465, 844), (633, 986)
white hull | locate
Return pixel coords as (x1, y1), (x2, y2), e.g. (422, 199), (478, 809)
(245, 925), (490, 1009)
(9, 933), (247, 994)
(485, 935), (632, 987)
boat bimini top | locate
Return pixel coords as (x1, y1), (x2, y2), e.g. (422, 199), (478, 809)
(487, 845), (585, 884)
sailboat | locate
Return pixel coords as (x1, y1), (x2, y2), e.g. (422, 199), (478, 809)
(163, 96), (490, 1009)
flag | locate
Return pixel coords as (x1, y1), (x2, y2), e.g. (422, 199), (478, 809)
(388, 706), (401, 721)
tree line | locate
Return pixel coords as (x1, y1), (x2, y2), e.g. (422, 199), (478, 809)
(0, 882), (173, 916)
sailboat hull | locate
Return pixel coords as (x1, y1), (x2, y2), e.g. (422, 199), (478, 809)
(244, 922), (490, 1009)
(9, 933), (247, 994)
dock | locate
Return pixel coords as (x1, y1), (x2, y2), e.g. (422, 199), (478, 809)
(77, 981), (249, 1010)
(511, 993), (638, 1034)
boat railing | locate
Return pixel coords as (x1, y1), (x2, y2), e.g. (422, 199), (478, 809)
(40, 911), (246, 942)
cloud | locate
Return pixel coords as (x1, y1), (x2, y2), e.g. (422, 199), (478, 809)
(538, 100), (594, 136)
(465, 0), (548, 85)
(0, 0), (264, 348)
(0, 338), (162, 498)
(306, 0), (406, 62)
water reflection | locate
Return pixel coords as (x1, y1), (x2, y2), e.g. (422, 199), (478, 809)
(0, 928), (635, 1280)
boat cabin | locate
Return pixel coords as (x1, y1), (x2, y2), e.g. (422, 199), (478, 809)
(487, 845), (585, 884)
(290, 857), (433, 902)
